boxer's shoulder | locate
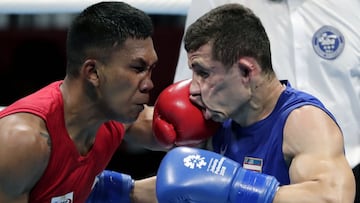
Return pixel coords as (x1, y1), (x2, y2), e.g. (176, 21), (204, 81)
(0, 113), (49, 145)
(0, 113), (49, 198)
(0, 112), (50, 164)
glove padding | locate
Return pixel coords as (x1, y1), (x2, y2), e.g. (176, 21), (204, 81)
(156, 147), (279, 203)
(153, 79), (221, 149)
(86, 170), (134, 203)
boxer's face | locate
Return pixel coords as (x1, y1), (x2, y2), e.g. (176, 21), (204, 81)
(97, 37), (158, 123)
(188, 43), (250, 122)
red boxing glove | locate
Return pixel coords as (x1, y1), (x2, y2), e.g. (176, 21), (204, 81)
(153, 79), (221, 149)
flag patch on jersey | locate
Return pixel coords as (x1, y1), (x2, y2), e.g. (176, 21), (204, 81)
(243, 157), (263, 173)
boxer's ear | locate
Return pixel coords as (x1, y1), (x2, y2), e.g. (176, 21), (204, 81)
(83, 59), (100, 86)
(237, 57), (255, 77)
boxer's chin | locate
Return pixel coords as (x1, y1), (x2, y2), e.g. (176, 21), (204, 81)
(127, 104), (145, 122)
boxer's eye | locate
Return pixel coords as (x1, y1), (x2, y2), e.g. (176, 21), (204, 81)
(196, 70), (209, 78)
(131, 65), (146, 73)
(191, 63), (210, 78)
(130, 58), (149, 73)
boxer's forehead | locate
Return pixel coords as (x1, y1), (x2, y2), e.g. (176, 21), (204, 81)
(113, 37), (158, 67)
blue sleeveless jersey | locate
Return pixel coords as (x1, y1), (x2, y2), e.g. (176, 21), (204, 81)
(212, 81), (339, 185)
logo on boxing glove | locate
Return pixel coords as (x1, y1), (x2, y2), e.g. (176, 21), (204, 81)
(184, 154), (207, 169)
(182, 153), (227, 176)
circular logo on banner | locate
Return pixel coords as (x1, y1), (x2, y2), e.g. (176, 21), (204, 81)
(312, 25), (345, 60)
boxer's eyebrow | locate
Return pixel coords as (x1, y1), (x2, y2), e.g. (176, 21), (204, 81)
(191, 61), (214, 71)
(131, 57), (158, 67)
(129, 58), (158, 74)
(190, 61), (204, 70)
(190, 62), (212, 79)
(131, 58), (147, 66)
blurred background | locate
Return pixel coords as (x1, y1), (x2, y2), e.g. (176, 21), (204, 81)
(0, 0), (190, 179)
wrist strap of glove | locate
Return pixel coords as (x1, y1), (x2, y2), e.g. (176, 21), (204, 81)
(86, 170), (134, 203)
(230, 167), (279, 203)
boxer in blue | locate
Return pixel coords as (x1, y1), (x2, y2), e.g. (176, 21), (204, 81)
(154, 3), (356, 203)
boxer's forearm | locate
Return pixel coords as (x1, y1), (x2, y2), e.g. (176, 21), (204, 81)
(132, 176), (158, 203)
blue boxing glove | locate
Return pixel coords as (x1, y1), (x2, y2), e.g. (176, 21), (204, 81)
(156, 147), (279, 203)
(86, 170), (134, 203)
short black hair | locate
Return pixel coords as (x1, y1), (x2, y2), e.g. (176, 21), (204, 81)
(184, 3), (273, 73)
(66, 1), (153, 77)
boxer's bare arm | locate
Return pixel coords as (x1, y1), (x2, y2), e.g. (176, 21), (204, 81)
(124, 105), (166, 151)
(131, 176), (158, 203)
(0, 113), (50, 203)
(275, 105), (355, 203)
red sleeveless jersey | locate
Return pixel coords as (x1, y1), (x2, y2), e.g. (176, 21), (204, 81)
(0, 81), (125, 203)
